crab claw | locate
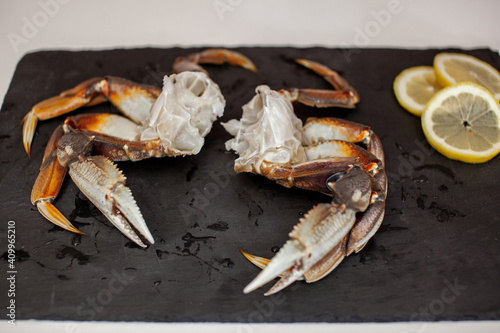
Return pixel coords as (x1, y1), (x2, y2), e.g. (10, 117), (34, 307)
(68, 155), (154, 247)
(57, 132), (154, 248)
(243, 203), (356, 295)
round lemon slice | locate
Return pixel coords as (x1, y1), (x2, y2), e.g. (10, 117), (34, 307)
(434, 53), (500, 101)
(422, 82), (500, 163)
(394, 66), (442, 116)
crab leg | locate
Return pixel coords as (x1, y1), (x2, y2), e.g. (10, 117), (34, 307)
(63, 114), (167, 161)
(279, 59), (359, 108)
(172, 48), (257, 74)
(242, 119), (387, 294)
(244, 203), (357, 295)
(56, 132), (154, 247)
(22, 77), (161, 156)
(31, 125), (155, 247)
(242, 233), (348, 294)
(31, 125), (83, 234)
(303, 117), (384, 164)
(304, 118), (388, 254)
(30, 115), (159, 246)
(243, 167), (384, 295)
(302, 117), (388, 254)
(259, 157), (358, 196)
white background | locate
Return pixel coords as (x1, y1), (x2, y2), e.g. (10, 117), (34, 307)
(1, 0), (500, 332)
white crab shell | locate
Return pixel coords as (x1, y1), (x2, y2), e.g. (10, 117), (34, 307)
(139, 71), (225, 155)
(222, 85), (307, 173)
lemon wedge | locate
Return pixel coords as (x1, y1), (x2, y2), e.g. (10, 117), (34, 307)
(421, 82), (500, 163)
(434, 53), (500, 101)
(394, 66), (442, 116)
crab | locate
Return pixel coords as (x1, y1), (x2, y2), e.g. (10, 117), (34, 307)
(222, 59), (387, 295)
(22, 49), (257, 248)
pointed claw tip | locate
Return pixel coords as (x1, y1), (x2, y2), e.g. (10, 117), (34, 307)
(67, 225), (85, 235)
(243, 283), (257, 294)
(263, 289), (276, 297)
(243, 272), (272, 295)
(36, 201), (83, 234)
(240, 249), (271, 270)
(245, 63), (258, 73)
(22, 111), (37, 157)
(239, 249), (251, 258)
(145, 234), (155, 246)
(25, 145), (31, 158)
(295, 58), (311, 68)
(23, 130), (32, 157)
(227, 50), (257, 72)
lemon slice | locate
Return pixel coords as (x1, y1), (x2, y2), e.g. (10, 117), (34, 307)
(434, 53), (500, 101)
(422, 82), (500, 163)
(394, 66), (442, 116)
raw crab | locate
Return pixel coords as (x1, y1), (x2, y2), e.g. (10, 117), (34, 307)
(23, 49), (256, 247)
(223, 59), (387, 295)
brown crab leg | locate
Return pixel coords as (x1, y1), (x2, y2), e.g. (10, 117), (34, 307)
(242, 167), (385, 295)
(242, 232), (347, 283)
(22, 77), (161, 156)
(259, 157), (358, 196)
(301, 117), (388, 254)
(30, 125), (83, 234)
(243, 118), (387, 295)
(172, 48), (257, 74)
(54, 131), (154, 247)
(305, 141), (382, 176)
(243, 202), (358, 295)
(242, 234), (349, 296)
(279, 59), (359, 108)
(346, 200), (385, 255)
(303, 117), (385, 164)
(31, 118), (157, 246)
(63, 115), (168, 161)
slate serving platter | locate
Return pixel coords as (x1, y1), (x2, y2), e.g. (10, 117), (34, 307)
(0, 47), (499, 323)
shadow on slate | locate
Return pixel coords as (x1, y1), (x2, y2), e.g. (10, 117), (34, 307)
(0, 47), (499, 323)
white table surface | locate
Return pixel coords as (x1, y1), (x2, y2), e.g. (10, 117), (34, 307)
(1, 0), (499, 332)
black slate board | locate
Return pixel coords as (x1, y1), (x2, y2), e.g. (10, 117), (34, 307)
(0, 47), (499, 323)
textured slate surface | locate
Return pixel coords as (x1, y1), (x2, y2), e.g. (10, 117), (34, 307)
(0, 47), (499, 323)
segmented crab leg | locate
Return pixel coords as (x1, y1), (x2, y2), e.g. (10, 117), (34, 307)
(56, 131), (154, 247)
(23, 77), (161, 156)
(302, 117), (387, 254)
(242, 119), (387, 295)
(63, 114), (167, 161)
(172, 48), (257, 74)
(31, 125), (83, 234)
(242, 234), (348, 294)
(244, 173), (384, 295)
(31, 120), (156, 247)
(280, 59), (360, 108)
(244, 203), (358, 295)
(303, 117), (385, 166)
